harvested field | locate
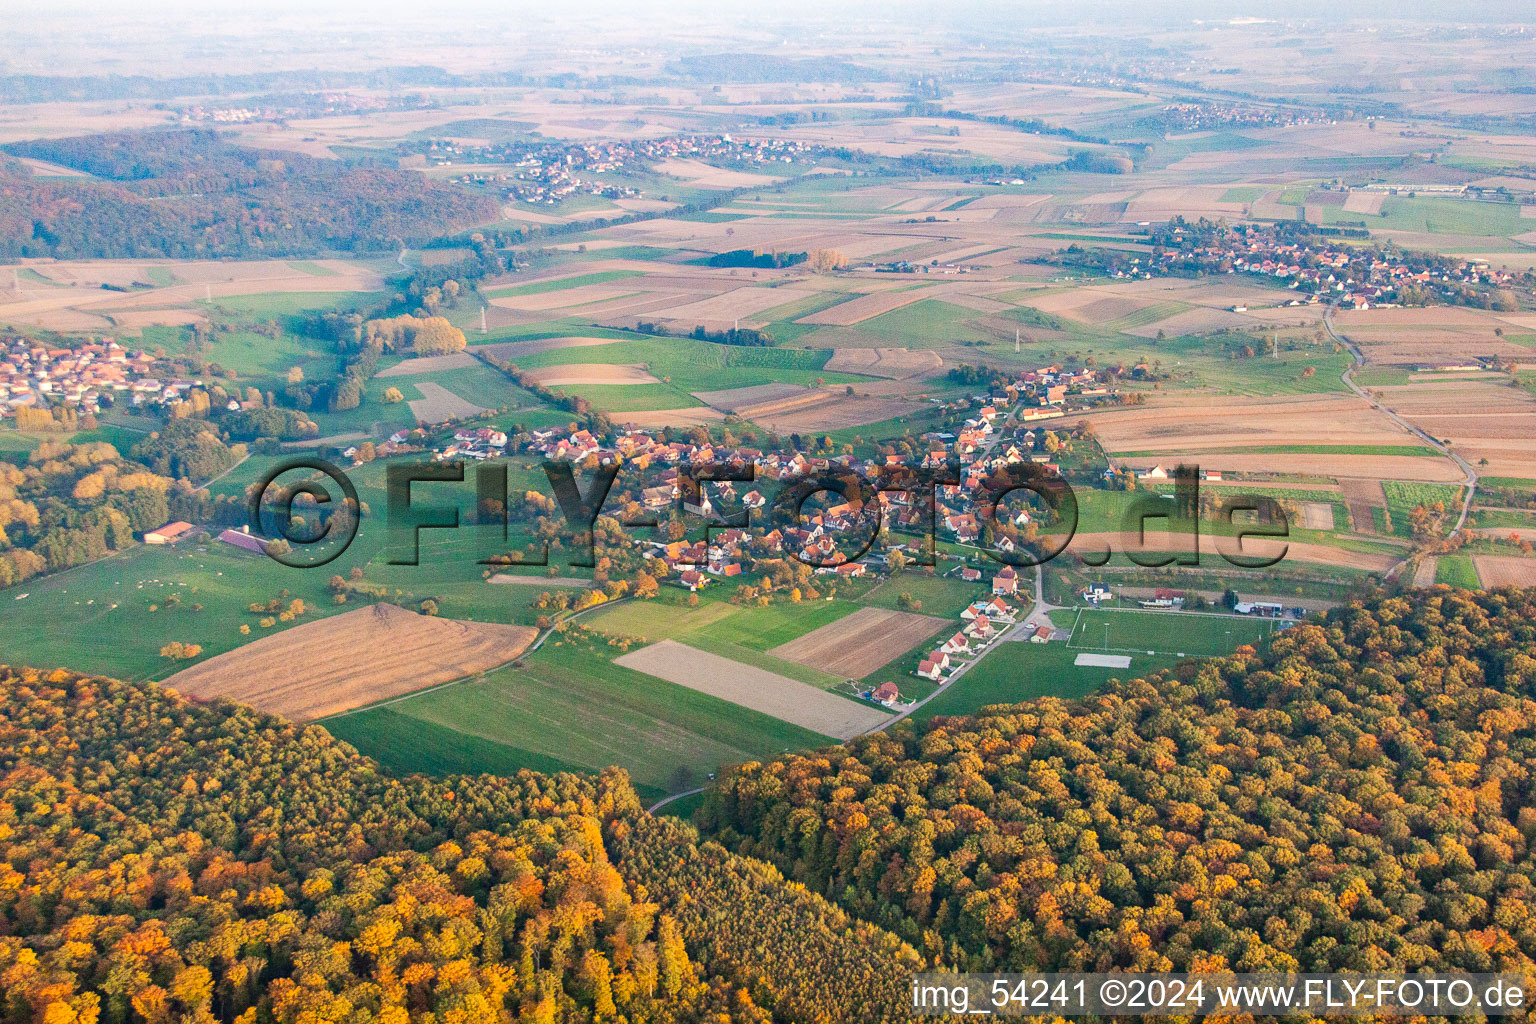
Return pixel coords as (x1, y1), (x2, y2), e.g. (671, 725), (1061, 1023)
(283, 431), (368, 449)
(0, 258), (383, 331)
(1074, 296), (1151, 323)
(105, 309), (207, 329)
(797, 288), (932, 326)
(1472, 556), (1536, 588)
(653, 158), (783, 188)
(489, 574), (595, 588)
(522, 363), (659, 386)
(647, 286), (821, 324)
(1063, 532), (1398, 573)
(1301, 502), (1336, 530)
(1372, 380), (1536, 478)
(1344, 191), (1387, 214)
(376, 353), (480, 377)
(408, 382), (494, 424)
(614, 640), (886, 739)
(1115, 452), (1462, 482)
(613, 407), (728, 428)
(1083, 395), (1410, 451)
(769, 606), (949, 679)
(163, 603), (536, 720)
(1123, 307), (1256, 337)
(1412, 558), (1439, 588)
(487, 285), (643, 312)
(692, 382), (808, 412)
(824, 347), (943, 378)
(752, 395), (918, 433)
(1340, 478), (1387, 534)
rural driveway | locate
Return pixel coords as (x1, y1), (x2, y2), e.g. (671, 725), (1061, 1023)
(861, 565), (1052, 733)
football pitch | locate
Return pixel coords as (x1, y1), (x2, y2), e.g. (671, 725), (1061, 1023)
(1067, 608), (1278, 658)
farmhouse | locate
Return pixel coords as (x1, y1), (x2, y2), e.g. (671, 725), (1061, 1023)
(142, 521), (195, 545)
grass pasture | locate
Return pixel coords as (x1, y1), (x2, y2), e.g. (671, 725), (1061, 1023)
(205, 291), (381, 317)
(320, 641), (831, 800)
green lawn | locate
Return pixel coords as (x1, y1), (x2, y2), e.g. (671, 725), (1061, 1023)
(1067, 607), (1277, 657)
(319, 641), (832, 800)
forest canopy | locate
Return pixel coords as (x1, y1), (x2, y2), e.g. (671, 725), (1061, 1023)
(0, 129), (499, 259)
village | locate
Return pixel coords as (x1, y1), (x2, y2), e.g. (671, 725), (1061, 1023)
(1114, 220), (1523, 311)
(413, 132), (817, 208)
(0, 335), (211, 421)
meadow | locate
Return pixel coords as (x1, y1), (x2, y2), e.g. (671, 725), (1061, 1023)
(914, 623), (1180, 722)
(320, 640), (832, 800)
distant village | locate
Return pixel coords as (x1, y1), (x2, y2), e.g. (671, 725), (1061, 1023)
(0, 336), (207, 419)
(1123, 220), (1523, 310)
(405, 133), (815, 208)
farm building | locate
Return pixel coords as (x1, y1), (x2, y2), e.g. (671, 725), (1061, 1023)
(217, 527), (268, 554)
(142, 521), (195, 545)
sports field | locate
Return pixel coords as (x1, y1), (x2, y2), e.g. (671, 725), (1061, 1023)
(1067, 608), (1277, 658)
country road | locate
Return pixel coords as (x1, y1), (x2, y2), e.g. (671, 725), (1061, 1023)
(1324, 305), (1478, 558)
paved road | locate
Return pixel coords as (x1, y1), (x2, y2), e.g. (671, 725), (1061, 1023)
(1324, 305), (1477, 565)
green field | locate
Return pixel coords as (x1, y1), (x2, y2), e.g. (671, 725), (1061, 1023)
(205, 291), (381, 317)
(481, 270), (645, 298)
(1329, 196), (1527, 239)
(841, 299), (984, 350)
(492, 333), (869, 393)
(1435, 554), (1482, 589)
(320, 641), (832, 800)
(582, 593), (852, 687)
(863, 572), (986, 619)
(914, 623), (1179, 722)
(0, 455), (592, 679)
(1067, 607), (1277, 657)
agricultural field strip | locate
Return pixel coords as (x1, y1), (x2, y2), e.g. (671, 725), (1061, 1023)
(613, 639), (891, 739)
